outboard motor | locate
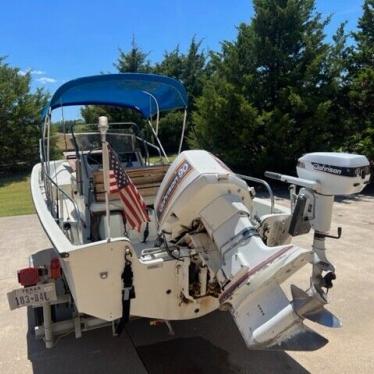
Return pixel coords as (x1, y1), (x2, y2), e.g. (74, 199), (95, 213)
(155, 150), (370, 350)
(155, 150), (253, 238)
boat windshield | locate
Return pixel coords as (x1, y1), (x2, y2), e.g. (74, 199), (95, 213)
(60, 122), (156, 167)
(69, 123), (137, 153)
(73, 132), (136, 154)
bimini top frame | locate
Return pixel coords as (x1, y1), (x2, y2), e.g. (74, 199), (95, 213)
(41, 73), (189, 159)
(41, 73), (188, 119)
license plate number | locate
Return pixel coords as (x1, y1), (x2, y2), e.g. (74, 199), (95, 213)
(7, 283), (57, 310)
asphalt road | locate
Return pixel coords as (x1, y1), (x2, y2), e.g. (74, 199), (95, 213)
(0, 191), (373, 373)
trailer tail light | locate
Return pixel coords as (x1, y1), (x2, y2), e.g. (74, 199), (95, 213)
(17, 268), (40, 287)
(50, 258), (61, 280)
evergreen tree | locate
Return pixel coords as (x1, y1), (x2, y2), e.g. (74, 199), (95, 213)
(190, 0), (347, 174)
(154, 46), (184, 79)
(82, 36), (207, 153)
(155, 38), (207, 152)
(115, 36), (151, 73)
(345, 0), (374, 161)
(153, 46), (185, 151)
(81, 36), (148, 126)
(181, 37), (206, 109)
(155, 37), (206, 106)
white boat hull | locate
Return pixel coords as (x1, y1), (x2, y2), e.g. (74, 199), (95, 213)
(31, 163), (218, 321)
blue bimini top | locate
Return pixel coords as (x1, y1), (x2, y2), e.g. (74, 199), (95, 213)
(41, 73), (188, 119)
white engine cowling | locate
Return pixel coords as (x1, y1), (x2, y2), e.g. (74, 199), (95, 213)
(155, 150), (252, 238)
(297, 152), (370, 195)
(155, 150), (317, 350)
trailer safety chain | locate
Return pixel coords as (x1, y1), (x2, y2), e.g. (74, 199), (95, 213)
(115, 250), (135, 336)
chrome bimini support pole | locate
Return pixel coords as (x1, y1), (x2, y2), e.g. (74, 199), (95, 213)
(142, 90), (160, 136)
(98, 116), (111, 241)
(178, 109), (187, 154)
(147, 120), (169, 162)
(41, 109), (53, 206)
(142, 90), (169, 162)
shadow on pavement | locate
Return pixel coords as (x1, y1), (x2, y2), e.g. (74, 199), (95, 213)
(136, 335), (309, 374)
(26, 308), (147, 374)
(136, 336), (242, 374)
(128, 312), (309, 374)
(26, 307), (309, 374)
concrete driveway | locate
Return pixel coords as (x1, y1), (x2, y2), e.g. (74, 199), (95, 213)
(0, 191), (373, 373)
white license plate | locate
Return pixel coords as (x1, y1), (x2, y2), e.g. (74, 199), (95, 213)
(7, 283), (57, 310)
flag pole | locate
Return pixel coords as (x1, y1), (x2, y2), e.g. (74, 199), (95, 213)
(98, 116), (111, 241)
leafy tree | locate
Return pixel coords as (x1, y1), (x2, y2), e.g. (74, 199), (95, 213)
(0, 58), (48, 172)
(53, 119), (84, 133)
(81, 104), (143, 125)
(190, 0), (348, 175)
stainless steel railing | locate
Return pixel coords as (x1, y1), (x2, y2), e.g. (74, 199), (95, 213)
(39, 138), (82, 228)
(237, 174), (274, 214)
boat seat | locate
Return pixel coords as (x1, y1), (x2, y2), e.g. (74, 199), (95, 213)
(92, 164), (169, 206)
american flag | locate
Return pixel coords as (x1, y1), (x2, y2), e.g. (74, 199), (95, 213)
(108, 145), (149, 232)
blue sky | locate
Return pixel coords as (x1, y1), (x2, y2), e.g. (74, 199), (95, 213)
(0, 0), (364, 119)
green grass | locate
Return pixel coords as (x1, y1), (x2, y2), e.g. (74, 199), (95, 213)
(0, 154), (178, 218)
(149, 154), (178, 164)
(0, 173), (34, 217)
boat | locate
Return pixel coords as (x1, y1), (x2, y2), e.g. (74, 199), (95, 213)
(7, 73), (371, 350)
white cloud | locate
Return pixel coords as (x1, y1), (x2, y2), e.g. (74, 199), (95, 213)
(18, 69), (30, 76)
(17, 67), (55, 84)
(31, 70), (45, 75)
(18, 68), (46, 76)
(36, 77), (57, 84)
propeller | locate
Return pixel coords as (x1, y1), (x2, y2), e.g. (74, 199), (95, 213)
(291, 285), (342, 328)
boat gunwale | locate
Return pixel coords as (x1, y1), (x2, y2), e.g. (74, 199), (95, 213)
(31, 162), (129, 254)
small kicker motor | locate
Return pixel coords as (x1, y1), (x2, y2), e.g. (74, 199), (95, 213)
(266, 152), (370, 292)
